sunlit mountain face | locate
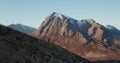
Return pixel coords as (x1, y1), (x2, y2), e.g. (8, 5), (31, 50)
(31, 12), (120, 62)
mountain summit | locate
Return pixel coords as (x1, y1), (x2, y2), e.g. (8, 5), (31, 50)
(31, 12), (120, 61)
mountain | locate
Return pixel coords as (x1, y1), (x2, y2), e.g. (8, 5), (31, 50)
(31, 12), (120, 61)
(106, 25), (120, 35)
(0, 24), (90, 63)
(8, 23), (36, 35)
(105, 25), (120, 39)
(105, 25), (120, 46)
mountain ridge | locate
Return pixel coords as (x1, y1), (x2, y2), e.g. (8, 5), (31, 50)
(8, 23), (36, 35)
(31, 12), (120, 61)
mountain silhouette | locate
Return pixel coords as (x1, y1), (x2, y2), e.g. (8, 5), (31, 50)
(8, 23), (36, 35)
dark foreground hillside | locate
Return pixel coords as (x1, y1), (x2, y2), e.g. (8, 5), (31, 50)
(0, 25), (90, 63)
(93, 60), (120, 63)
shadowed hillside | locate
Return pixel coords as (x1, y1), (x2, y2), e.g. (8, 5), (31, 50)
(0, 25), (90, 63)
(94, 60), (120, 63)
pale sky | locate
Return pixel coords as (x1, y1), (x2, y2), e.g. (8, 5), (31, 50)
(0, 0), (120, 29)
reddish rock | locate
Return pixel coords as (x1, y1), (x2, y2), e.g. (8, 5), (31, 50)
(31, 12), (120, 61)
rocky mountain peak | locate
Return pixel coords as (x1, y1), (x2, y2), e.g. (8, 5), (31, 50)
(31, 12), (112, 44)
(50, 12), (63, 18)
(31, 12), (120, 61)
(85, 19), (96, 24)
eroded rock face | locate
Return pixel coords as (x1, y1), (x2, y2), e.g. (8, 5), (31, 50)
(0, 25), (90, 63)
(31, 12), (120, 61)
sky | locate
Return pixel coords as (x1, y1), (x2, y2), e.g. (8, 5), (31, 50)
(0, 0), (120, 29)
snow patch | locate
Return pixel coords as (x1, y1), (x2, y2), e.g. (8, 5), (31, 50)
(51, 12), (63, 18)
(105, 25), (115, 30)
